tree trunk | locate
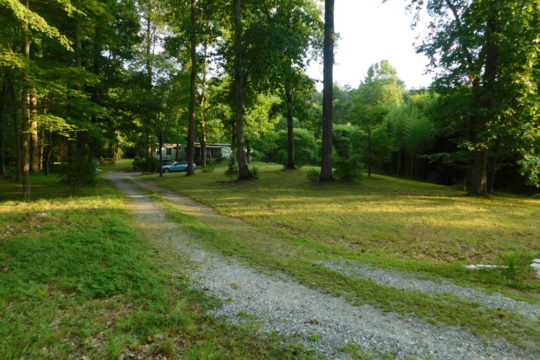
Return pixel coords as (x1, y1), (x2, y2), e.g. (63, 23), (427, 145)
(285, 85), (296, 170)
(145, 128), (150, 158)
(233, 0), (252, 180)
(39, 127), (45, 171)
(0, 71), (7, 176)
(469, 149), (488, 195)
(320, 0), (334, 181)
(487, 154), (497, 194)
(30, 104), (38, 173)
(22, 2), (31, 198)
(199, 123), (207, 167)
(468, 14), (499, 196)
(45, 129), (52, 175)
(8, 71), (21, 182)
(199, 44), (208, 168)
(186, 0), (197, 176)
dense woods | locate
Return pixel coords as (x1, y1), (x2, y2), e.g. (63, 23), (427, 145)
(0, 0), (538, 197)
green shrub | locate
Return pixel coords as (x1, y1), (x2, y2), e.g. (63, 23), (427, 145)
(306, 168), (320, 182)
(133, 156), (159, 173)
(58, 157), (97, 189)
(333, 124), (356, 158)
(275, 129), (319, 167)
(334, 155), (364, 184)
(201, 163), (216, 173)
(252, 128), (320, 167)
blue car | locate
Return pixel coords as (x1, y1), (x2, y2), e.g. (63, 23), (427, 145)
(162, 161), (197, 173)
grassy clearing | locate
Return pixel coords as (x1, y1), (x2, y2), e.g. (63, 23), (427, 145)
(0, 175), (317, 360)
(97, 159), (134, 173)
(149, 163), (540, 295)
(145, 188), (540, 352)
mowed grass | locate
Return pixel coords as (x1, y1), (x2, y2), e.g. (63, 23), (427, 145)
(0, 175), (317, 360)
(141, 162), (540, 351)
(97, 158), (134, 173)
(151, 163), (540, 294)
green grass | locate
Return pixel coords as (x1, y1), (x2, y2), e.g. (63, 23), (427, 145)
(149, 163), (540, 295)
(97, 159), (134, 173)
(0, 174), (318, 360)
(131, 162), (540, 351)
(145, 188), (540, 352)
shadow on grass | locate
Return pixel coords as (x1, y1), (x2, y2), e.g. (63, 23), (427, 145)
(0, 175), (317, 360)
(0, 174), (118, 202)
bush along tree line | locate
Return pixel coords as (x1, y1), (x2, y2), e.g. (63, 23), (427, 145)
(0, 0), (538, 197)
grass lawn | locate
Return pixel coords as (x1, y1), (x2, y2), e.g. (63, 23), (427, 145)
(0, 174), (317, 359)
(97, 158), (134, 173)
(151, 163), (540, 295)
(140, 162), (540, 352)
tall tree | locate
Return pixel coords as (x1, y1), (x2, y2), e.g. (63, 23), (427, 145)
(232, 0), (252, 179)
(2, 0), (75, 198)
(351, 60), (403, 176)
(257, 1), (322, 170)
(407, 0), (540, 194)
(186, 0), (197, 175)
(320, 0), (334, 181)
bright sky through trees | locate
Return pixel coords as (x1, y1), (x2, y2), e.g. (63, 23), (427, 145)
(307, 0), (433, 89)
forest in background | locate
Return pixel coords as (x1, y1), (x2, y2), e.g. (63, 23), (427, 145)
(1, 0), (539, 198)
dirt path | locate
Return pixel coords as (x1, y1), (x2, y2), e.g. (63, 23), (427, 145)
(107, 172), (535, 360)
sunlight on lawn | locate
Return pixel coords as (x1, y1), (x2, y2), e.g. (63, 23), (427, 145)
(152, 163), (540, 265)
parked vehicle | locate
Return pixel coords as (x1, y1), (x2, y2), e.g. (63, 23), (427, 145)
(161, 161), (197, 173)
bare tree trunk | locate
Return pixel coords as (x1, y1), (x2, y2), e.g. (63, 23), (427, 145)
(285, 85), (296, 170)
(233, 0), (252, 180)
(186, 0), (197, 176)
(320, 0), (334, 181)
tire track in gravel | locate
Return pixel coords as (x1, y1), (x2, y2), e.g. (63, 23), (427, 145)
(107, 172), (535, 360)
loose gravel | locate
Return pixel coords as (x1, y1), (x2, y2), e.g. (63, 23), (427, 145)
(317, 262), (540, 322)
(108, 173), (536, 360)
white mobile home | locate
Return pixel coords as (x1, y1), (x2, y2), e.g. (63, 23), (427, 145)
(154, 143), (232, 163)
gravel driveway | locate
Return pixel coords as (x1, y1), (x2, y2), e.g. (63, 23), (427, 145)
(107, 172), (536, 360)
